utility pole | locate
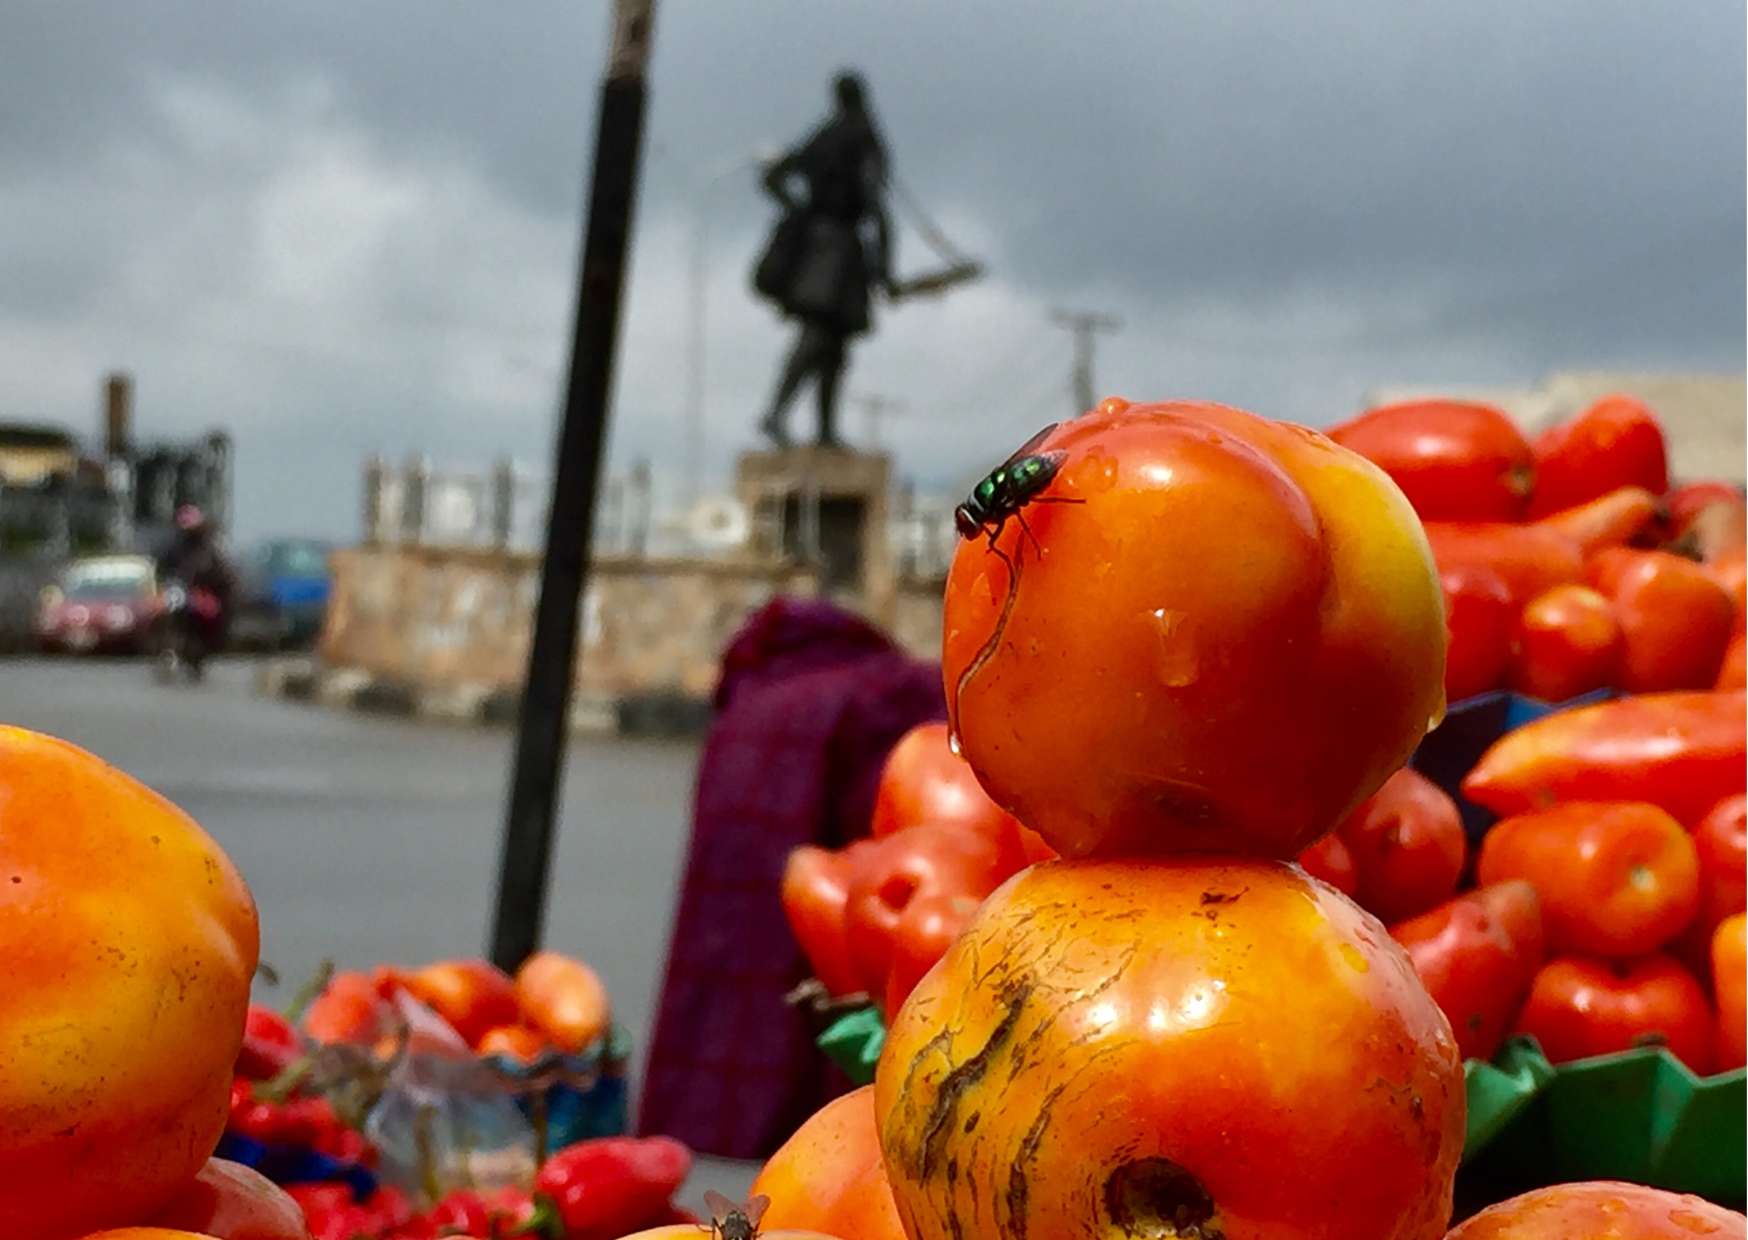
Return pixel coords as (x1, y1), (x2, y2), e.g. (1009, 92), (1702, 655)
(851, 393), (907, 447)
(1049, 308), (1121, 414)
(491, 0), (657, 973)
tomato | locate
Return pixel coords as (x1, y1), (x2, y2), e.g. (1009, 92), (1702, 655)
(1718, 632), (1746, 690)
(236, 1005), (303, 1081)
(1588, 548), (1735, 691)
(751, 1087), (906, 1240)
(77, 1232), (223, 1239)
(943, 402), (1446, 859)
(1709, 544), (1747, 621)
(1440, 563), (1515, 703)
(403, 959), (520, 1047)
(0, 728), (259, 1238)
(1714, 913), (1746, 1071)
(617, 1231), (841, 1240)
(1527, 394), (1669, 518)
(780, 843), (873, 997)
(476, 1023), (551, 1063)
(1476, 802), (1699, 957)
(1337, 768), (1467, 923)
(304, 970), (394, 1045)
(513, 950), (609, 1052)
(1297, 832), (1358, 896)
(146, 1158), (309, 1240)
(533, 1136), (692, 1238)
(1507, 584), (1621, 702)
(1390, 881), (1545, 1062)
(1515, 954), (1713, 1072)
(844, 823), (1022, 998)
(883, 891), (981, 1015)
(1325, 399), (1534, 521)
(872, 722), (1008, 839)
(1424, 522), (1584, 607)
(1694, 794), (1748, 932)
(876, 859), (1464, 1240)
(1463, 690), (1748, 826)
(1667, 480), (1747, 531)
(1445, 1181), (1745, 1238)
(1534, 485), (1660, 556)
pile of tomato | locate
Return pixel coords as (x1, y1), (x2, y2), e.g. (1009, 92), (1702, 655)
(754, 397), (1746, 1240)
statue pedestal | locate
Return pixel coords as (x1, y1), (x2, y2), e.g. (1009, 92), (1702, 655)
(735, 446), (895, 623)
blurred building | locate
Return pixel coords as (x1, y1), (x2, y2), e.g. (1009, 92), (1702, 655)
(1366, 370), (1746, 484)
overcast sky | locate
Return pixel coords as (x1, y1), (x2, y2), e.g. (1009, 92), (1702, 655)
(2, 2), (1741, 540)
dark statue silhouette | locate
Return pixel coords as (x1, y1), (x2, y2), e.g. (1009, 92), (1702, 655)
(752, 72), (895, 450)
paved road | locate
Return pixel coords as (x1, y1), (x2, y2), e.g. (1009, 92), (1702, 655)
(0, 656), (759, 1202)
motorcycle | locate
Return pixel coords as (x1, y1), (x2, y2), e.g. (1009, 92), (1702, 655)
(152, 578), (224, 683)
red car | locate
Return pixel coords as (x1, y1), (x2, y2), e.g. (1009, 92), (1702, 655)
(38, 555), (163, 655)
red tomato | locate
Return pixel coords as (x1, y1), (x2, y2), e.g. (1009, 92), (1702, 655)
(533, 1136), (692, 1238)
(1694, 794), (1748, 932)
(475, 1023), (551, 1063)
(1447, 1181), (1746, 1239)
(1390, 881), (1545, 1062)
(780, 842), (875, 997)
(1709, 544), (1747, 621)
(303, 971), (392, 1045)
(1718, 632), (1746, 690)
(1477, 801), (1699, 957)
(844, 823), (1022, 998)
(1337, 768), (1467, 923)
(883, 890), (981, 1015)
(1297, 832), (1358, 896)
(1515, 954), (1713, 1072)
(1463, 690), (1747, 827)
(513, 950), (610, 1053)
(1527, 394), (1669, 518)
(74, 1232), (224, 1239)
(1440, 563), (1515, 703)
(751, 1087), (906, 1240)
(147, 1158), (309, 1240)
(235, 1005), (303, 1081)
(871, 721), (1053, 861)
(403, 959), (520, 1047)
(1588, 548), (1735, 691)
(1508, 584), (1621, 702)
(1714, 913), (1746, 1070)
(1534, 485), (1659, 556)
(1326, 399), (1534, 521)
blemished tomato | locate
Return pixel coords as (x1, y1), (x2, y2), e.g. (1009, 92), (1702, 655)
(750, 1087), (906, 1240)
(1527, 394), (1670, 518)
(844, 823), (1022, 999)
(1390, 881), (1545, 1062)
(1445, 1181), (1745, 1239)
(883, 890), (981, 1015)
(1297, 832), (1358, 897)
(877, 859), (1464, 1240)
(1325, 399), (1534, 521)
(513, 950), (610, 1052)
(1714, 914), (1746, 1071)
(1507, 585), (1621, 703)
(1694, 795), (1748, 932)
(146, 1158), (310, 1240)
(1534, 485), (1660, 557)
(0, 728), (260, 1239)
(780, 843), (874, 997)
(1424, 522), (1583, 607)
(1588, 548), (1735, 691)
(1440, 563), (1515, 703)
(1515, 954), (1713, 1073)
(1337, 767), (1467, 923)
(942, 402), (1446, 859)
(1463, 691), (1747, 827)
(1476, 802), (1700, 957)
(403, 959), (520, 1047)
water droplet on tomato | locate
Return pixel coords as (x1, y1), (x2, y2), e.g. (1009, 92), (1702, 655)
(947, 731), (962, 757)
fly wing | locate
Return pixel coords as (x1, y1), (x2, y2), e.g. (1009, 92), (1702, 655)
(703, 1191), (739, 1225)
(744, 1195), (771, 1227)
(999, 422), (1059, 467)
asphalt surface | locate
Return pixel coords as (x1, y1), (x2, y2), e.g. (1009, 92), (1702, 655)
(0, 655), (759, 1204)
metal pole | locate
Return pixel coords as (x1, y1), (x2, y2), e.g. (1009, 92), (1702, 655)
(1049, 308), (1121, 415)
(490, 0), (657, 972)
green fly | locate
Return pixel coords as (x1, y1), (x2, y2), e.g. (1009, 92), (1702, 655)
(954, 422), (1082, 558)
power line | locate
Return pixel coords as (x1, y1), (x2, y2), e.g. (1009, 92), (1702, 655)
(1049, 308), (1121, 414)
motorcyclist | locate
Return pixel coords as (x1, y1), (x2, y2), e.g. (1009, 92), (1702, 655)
(156, 505), (236, 660)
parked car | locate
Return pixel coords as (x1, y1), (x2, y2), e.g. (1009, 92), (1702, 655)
(37, 554), (162, 654)
(231, 538), (332, 651)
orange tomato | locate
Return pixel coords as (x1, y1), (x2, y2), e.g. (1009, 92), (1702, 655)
(1297, 832), (1358, 897)
(1476, 802), (1699, 957)
(1507, 584), (1621, 702)
(1446, 1181), (1745, 1239)
(877, 859), (1464, 1240)
(1588, 548), (1735, 691)
(1515, 954), (1713, 1072)
(513, 951), (610, 1053)
(750, 1087), (906, 1240)
(942, 402), (1446, 859)
(1325, 399), (1534, 521)
(0, 728), (259, 1239)
(404, 959), (521, 1047)
(1440, 563), (1515, 703)
(1424, 522), (1584, 607)
(1390, 882), (1544, 1063)
(304, 970), (394, 1045)
(1527, 394), (1669, 518)
(1714, 913), (1746, 1071)
(1534, 485), (1659, 556)
(476, 1023), (552, 1063)
(1337, 767), (1467, 923)
(146, 1158), (309, 1240)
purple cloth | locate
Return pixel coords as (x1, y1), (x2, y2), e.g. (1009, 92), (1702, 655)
(635, 597), (944, 1158)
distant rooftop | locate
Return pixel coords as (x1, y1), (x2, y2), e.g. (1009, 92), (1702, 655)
(0, 422), (79, 451)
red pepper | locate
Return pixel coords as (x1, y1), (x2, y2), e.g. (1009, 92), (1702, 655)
(780, 841), (876, 996)
(1463, 690), (1747, 826)
(533, 1135), (693, 1237)
(1424, 521), (1584, 607)
(1535, 485), (1659, 556)
(1391, 882), (1545, 1063)
(236, 1004), (304, 1080)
